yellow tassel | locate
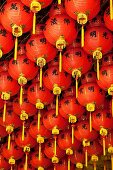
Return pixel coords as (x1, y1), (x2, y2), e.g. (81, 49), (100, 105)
(76, 78), (78, 98)
(54, 165), (56, 170)
(22, 121), (25, 141)
(24, 154), (28, 170)
(8, 134), (11, 150)
(32, 13), (36, 34)
(94, 162), (96, 170)
(20, 86), (23, 106)
(39, 68), (43, 88)
(103, 137), (106, 156)
(104, 161), (107, 170)
(89, 112), (92, 132)
(81, 25), (84, 47)
(111, 155), (113, 170)
(110, 0), (113, 20)
(72, 126), (74, 144)
(56, 95), (59, 117)
(85, 149), (88, 167)
(54, 136), (57, 156)
(68, 158), (70, 170)
(39, 143), (41, 160)
(58, 0), (61, 4)
(38, 110), (41, 131)
(11, 166), (13, 170)
(59, 51), (62, 72)
(14, 37), (18, 61)
(97, 59), (100, 80)
(112, 97), (113, 117)
(3, 102), (6, 122)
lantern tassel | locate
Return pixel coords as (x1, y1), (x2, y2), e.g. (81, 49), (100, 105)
(3, 101), (6, 122)
(39, 68), (43, 88)
(110, 0), (113, 20)
(56, 95), (59, 116)
(103, 137), (106, 156)
(39, 143), (41, 160)
(89, 112), (92, 132)
(54, 136), (57, 156)
(33, 13), (36, 34)
(14, 37), (18, 61)
(22, 121), (25, 141)
(68, 158), (70, 170)
(111, 96), (113, 117)
(58, 0), (61, 4)
(81, 25), (84, 47)
(24, 153), (28, 170)
(94, 162), (96, 170)
(54, 165), (56, 170)
(59, 51), (62, 72)
(38, 110), (41, 131)
(20, 86), (23, 106)
(97, 59), (100, 80)
(104, 161), (107, 170)
(11, 165), (13, 170)
(8, 134), (11, 150)
(76, 77), (78, 98)
(85, 149), (88, 167)
(72, 126), (74, 144)
(111, 155), (113, 170)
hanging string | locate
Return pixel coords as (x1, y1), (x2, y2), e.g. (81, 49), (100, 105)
(104, 160), (107, 170)
(54, 136), (57, 156)
(24, 153), (28, 170)
(97, 59), (100, 80)
(8, 134), (11, 150)
(76, 77), (78, 98)
(3, 101), (6, 122)
(33, 13), (36, 34)
(39, 68), (43, 88)
(112, 96), (113, 117)
(81, 25), (84, 47)
(14, 37), (18, 61)
(94, 162), (96, 170)
(38, 110), (41, 130)
(110, 0), (113, 20)
(72, 126), (74, 144)
(89, 112), (92, 132)
(68, 158), (71, 170)
(11, 165), (13, 170)
(20, 86), (23, 106)
(59, 51), (62, 72)
(22, 121), (25, 141)
(39, 143), (41, 161)
(56, 95), (59, 116)
(85, 149), (88, 167)
(103, 137), (106, 156)
(111, 154), (113, 170)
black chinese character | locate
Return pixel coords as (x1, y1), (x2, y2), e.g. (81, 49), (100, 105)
(51, 18), (57, 25)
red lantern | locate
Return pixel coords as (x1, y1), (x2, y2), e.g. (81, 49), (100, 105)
(8, 55), (38, 105)
(62, 47), (92, 97)
(83, 26), (113, 79)
(66, 36), (81, 50)
(0, 155), (10, 170)
(44, 14), (77, 72)
(44, 139), (65, 159)
(30, 151), (51, 169)
(62, 86), (76, 98)
(49, 3), (66, 17)
(0, 24), (14, 57)
(43, 66), (71, 116)
(65, 0), (100, 47)
(104, 7), (113, 31)
(88, 14), (105, 27)
(26, 34), (57, 87)
(81, 71), (97, 85)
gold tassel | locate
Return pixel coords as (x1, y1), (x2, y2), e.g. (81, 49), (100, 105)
(111, 155), (113, 170)
(94, 162), (96, 170)
(20, 86), (23, 106)
(89, 112), (92, 132)
(32, 13), (36, 34)
(22, 121), (25, 141)
(56, 95), (59, 116)
(110, 0), (113, 20)
(58, 0), (61, 4)
(3, 101), (6, 122)
(85, 149), (88, 167)
(14, 37), (18, 61)
(38, 110), (41, 131)
(81, 25), (84, 47)
(59, 51), (62, 72)
(11, 165), (13, 170)
(24, 153), (28, 170)
(68, 158), (70, 170)
(76, 77), (78, 98)
(54, 165), (56, 170)
(54, 136), (57, 156)
(8, 134), (11, 150)
(112, 97), (113, 117)
(97, 59), (100, 80)
(39, 143), (41, 160)
(104, 161), (107, 170)
(72, 126), (74, 144)
(39, 68), (43, 88)
(103, 137), (106, 156)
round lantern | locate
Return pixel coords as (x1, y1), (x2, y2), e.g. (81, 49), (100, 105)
(0, 24), (14, 58)
(8, 55), (38, 105)
(104, 7), (113, 30)
(26, 34), (57, 87)
(83, 26), (113, 80)
(74, 121), (98, 167)
(59, 96), (85, 143)
(92, 109), (113, 155)
(43, 66), (71, 116)
(49, 3), (66, 17)
(81, 71), (97, 85)
(65, 0), (100, 47)
(77, 82), (105, 131)
(62, 47), (92, 97)
(44, 14), (77, 72)
(1, 0), (33, 61)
